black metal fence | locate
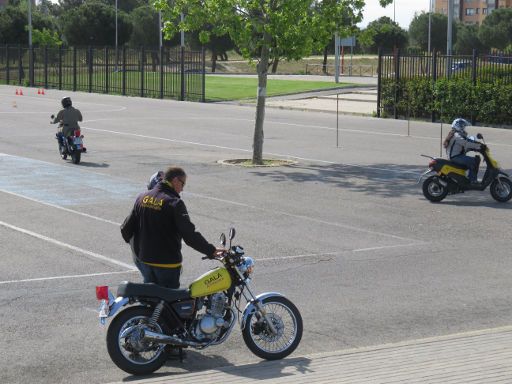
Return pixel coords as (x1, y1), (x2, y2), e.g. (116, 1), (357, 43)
(0, 45), (205, 102)
(377, 49), (512, 120)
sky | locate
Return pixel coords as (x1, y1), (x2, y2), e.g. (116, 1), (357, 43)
(358, 0), (430, 29)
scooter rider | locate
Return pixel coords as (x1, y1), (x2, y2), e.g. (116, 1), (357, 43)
(52, 96), (83, 149)
(444, 118), (485, 184)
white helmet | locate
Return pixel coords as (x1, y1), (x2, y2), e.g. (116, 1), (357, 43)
(451, 118), (471, 134)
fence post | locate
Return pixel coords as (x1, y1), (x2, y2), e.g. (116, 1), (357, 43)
(6, 45), (10, 84)
(140, 46), (145, 97)
(122, 46), (126, 96)
(377, 47), (382, 118)
(431, 50), (437, 122)
(58, 45), (62, 90)
(44, 46), (48, 89)
(88, 46), (93, 93)
(105, 46), (109, 94)
(180, 46), (185, 101)
(29, 45), (34, 87)
(394, 48), (401, 119)
(202, 47), (206, 102)
(160, 45), (164, 99)
(73, 47), (77, 92)
(18, 45), (22, 85)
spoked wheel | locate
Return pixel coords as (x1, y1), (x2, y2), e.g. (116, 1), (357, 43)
(106, 306), (168, 375)
(422, 176), (448, 202)
(242, 296), (302, 360)
(490, 177), (512, 202)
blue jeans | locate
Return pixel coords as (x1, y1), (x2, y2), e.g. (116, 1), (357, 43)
(138, 262), (182, 289)
(451, 155), (478, 182)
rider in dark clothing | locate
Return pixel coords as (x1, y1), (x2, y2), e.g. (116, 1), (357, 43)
(121, 166), (223, 288)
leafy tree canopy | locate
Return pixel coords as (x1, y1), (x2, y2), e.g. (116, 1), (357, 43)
(478, 8), (512, 50)
(360, 16), (408, 53)
(0, 4), (57, 44)
(59, 1), (133, 46)
(454, 23), (484, 54)
(408, 12), (451, 52)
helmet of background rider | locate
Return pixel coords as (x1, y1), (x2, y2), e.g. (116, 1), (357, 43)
(61, 97), (72, 108)
(147, 171), (164, 190)
(451, 118), (471, 135)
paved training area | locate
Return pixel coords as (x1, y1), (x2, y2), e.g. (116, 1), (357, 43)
(1, 83), (512, 384)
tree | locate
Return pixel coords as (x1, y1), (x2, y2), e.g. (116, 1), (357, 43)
(408, 12), (451, 52)
(360, 16), (408, 53)
(0, 3), (57, 44)
(59, 1), (132, 46)
(478, 8), (512, 50)
(155, 0), (391, 164)
(454, 24), (485, 54)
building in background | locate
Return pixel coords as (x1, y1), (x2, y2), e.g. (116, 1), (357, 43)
(435, 0), (510, 24)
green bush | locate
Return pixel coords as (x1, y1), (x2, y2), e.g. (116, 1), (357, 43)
(381, 77), (512, 126)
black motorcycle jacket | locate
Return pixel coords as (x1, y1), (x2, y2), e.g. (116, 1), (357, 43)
(121, 181), (215, 267)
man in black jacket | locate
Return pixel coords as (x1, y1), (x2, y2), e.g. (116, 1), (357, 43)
(121, 166), (223, 288)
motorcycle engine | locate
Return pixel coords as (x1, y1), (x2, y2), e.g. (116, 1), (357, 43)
(193, 293), (227, 340)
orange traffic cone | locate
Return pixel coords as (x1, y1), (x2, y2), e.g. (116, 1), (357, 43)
(37, 89), (41, 95)
(19, 89), (23, 96)
(41, 88), (45, 95)
(15, 89), (19, 95)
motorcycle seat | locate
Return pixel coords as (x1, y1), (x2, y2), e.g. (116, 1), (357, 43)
(437, 158), (468, 170)
(117, 281), (191, 302)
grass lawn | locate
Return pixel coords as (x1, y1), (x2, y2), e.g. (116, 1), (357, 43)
(206, 75), (354, 101)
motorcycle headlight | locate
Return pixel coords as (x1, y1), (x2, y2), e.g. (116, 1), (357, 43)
(239, 257), (255, 275)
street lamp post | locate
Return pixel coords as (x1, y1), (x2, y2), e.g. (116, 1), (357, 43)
(428, 0), (432, 53)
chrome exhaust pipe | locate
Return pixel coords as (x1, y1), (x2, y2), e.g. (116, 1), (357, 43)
(141, 329), (206, 348)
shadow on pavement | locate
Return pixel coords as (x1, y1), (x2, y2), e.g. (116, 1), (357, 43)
(77, 161), (110, 168)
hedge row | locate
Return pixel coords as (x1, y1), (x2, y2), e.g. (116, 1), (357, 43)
(381, 78), (512, 126)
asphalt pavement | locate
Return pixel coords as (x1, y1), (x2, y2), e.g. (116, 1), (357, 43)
(1, 81), (511, 384)
(105, 76), (511, 384)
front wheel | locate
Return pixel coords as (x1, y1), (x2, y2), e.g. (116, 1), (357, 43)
(422, 176), (448, 202)
(242, 296), (302, 360)
(490, 177), (512, 202)
(106, 306), (168, 375)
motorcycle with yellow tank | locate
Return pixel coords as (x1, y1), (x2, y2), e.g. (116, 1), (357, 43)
(419, 133), (512, 202)
(95, 228), (303, 375)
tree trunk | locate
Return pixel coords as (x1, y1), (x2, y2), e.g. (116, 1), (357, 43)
(271, 57), (279, 74)
(322, 46), (328, 74)
(211, 52), (217, 73)
(252, 31), (271, 165)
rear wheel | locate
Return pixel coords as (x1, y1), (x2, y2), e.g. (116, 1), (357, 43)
(71, 151), (81, 164)
(242, 296), (302, 360)
(422, 176), (448, 202)
(490, 177), (512, 202)
(106, 306), (168, 375)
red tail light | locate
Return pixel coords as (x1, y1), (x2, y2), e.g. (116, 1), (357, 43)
(74, 130), (81, 137)
(96, 286), (109, 301)
(429, 160), (437, 168)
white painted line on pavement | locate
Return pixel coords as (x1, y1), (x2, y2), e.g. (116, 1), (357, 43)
(190, 192), (421, 243)
(82, 126), (421, 176)
(0, 270), (136, 285)
(0, 188), (120, 226)
(260, 242), (424, 261)
(0, 220), (136, 270)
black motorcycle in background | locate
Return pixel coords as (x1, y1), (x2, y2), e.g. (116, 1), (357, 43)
(51, 115), (85, 164)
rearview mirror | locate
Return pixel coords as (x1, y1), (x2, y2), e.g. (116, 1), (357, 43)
(219, 233), (226, 247)
(228, 227), (236, 241)
(477, 133), (483, 140)
(51, 114), (55, 119)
